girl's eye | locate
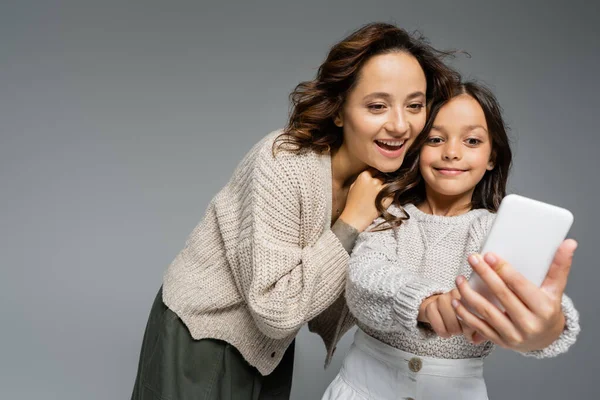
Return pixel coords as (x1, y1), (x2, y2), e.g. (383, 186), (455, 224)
(466, 138), (482, 146)
(427, 137), (443, 144)
(408, 103), (424, 110)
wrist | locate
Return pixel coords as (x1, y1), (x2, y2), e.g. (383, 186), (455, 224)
(553, 312), (566, 337)
(338, 212), (370, 232)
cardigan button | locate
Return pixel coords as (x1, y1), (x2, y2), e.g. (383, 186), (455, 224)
(271, 352), (276, 358)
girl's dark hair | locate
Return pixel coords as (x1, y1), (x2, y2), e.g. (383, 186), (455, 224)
(375, 81), (513, 230)
(274, 22), (460, 154)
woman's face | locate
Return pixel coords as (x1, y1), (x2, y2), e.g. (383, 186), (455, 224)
(336, 51), (427, 173)
(419, 94), (494, 201)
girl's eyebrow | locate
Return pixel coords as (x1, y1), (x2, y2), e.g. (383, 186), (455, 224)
(431, 124), (489, 133)
(464, 124), (488, 133)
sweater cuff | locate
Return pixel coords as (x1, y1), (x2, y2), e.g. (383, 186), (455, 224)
(331, 218), (359, 254)
(306, 228), (351, 305)
(392, 278), (447, 338)
(522, 295), (580, 358)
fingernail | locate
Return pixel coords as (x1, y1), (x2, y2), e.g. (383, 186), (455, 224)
(468, 254), (479, 266)
(455, 275), (465, 285)
(452, 299), (460, 309)
(456, 314), (463, 321)
(484, 253), (497, 264)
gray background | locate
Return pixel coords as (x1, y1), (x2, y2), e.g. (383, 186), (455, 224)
(1, 0), (598, 399)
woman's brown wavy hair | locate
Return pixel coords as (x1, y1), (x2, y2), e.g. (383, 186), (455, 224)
(373, 81), (513, 230)
(273, 22), (461, 155)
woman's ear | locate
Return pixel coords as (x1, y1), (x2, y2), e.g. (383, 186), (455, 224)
(334, 113), (343, 127)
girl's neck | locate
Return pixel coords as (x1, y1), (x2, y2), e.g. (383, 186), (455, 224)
(417, 186), (475, 217)
(330, 143), (367, 190)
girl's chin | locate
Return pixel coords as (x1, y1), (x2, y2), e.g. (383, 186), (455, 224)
(425, 185), (472, 198)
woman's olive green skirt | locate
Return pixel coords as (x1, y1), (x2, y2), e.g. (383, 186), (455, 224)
(131, 288), (295, 400)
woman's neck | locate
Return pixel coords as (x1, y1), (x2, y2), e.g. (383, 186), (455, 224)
(330, 143), (367, 190)
(417, 186), (474, 216)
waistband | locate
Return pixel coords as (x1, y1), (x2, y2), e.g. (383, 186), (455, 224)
(353, 328), (484, 377)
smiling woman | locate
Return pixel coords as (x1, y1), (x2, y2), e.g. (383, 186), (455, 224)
(332, 52), (426, 174)
(130, 22), (461, 400)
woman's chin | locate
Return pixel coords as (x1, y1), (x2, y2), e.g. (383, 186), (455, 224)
(371, 159), (405, 174)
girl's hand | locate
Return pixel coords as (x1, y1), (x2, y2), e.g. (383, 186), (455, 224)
(418, 288), (468, 339)
(339, 169), (392, 232)
(452, 239), (577, 352)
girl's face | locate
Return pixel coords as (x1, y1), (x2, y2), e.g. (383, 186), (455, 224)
(419, 94), (495, 202)
(335, 52), (427, 173)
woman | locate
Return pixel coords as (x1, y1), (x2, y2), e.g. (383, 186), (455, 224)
(130, 22), (460, 400)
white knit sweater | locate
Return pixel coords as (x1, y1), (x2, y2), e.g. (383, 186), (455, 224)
(162, 130), (355, 375)
(346, 203), (580, 359)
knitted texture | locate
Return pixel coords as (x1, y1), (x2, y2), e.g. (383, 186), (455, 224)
(346, 203), (580, 359)
(162, 130), (350, 375)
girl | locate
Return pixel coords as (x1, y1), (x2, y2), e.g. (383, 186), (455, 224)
(130, 22), (461, 400)
(322, 81), (580, 400)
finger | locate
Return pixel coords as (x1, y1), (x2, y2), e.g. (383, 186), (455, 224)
(452, 298), (508, 347)
(480, 252), (557, 316)
(438, 296), (462, 336)
(364, 168), (378, 178)
(426, 303), (450, 338)
(456, 275), (523, 343)
(471, 331), (489, 345)
(540, 239), (577, 298)
(468, 254), (534, 319)
(459, 321), (477, 343)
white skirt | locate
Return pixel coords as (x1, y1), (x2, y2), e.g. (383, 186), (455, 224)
(322, 329), (488, 400)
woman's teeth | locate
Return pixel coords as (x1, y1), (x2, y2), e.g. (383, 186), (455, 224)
(375, 140), (405, 150)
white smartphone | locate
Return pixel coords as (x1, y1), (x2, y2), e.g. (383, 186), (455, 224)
(467, 194), (574, 311)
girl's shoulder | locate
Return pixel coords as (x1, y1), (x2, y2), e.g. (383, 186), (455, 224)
(468, 209), (497, 242)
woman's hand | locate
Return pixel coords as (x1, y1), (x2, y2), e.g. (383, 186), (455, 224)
(339, 169), (392, 232)
(451, 239), (577, 352)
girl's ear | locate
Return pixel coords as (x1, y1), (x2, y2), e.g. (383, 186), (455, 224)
(487, 151), (496, 171)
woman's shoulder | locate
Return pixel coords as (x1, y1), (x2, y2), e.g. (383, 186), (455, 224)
(253, 129), (327, 166)
(230, 129), (330, 200)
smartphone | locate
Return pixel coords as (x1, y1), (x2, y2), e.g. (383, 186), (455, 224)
(467, 194), (574, 311)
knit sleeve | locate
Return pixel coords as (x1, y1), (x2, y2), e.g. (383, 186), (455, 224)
(233, 149), (350, 340)
(345, 220), (448, 337)
(520, 293), (581, 358)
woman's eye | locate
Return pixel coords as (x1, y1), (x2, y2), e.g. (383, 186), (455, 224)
(408, 103), (424, 110)
(368, 104), (386, 111)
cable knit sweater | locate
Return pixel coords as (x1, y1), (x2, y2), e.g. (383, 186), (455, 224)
(346, 203), (580, 359)
(162, 130), (356, 375)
